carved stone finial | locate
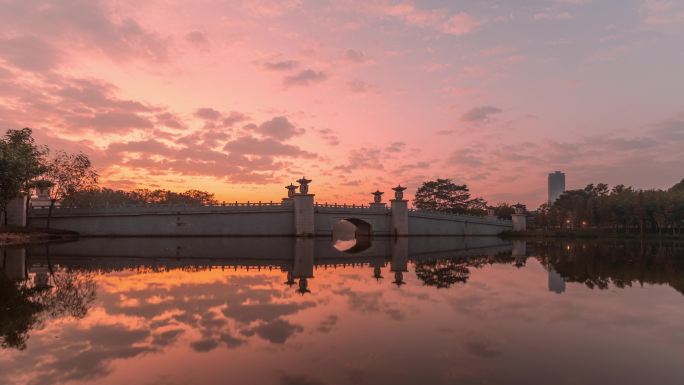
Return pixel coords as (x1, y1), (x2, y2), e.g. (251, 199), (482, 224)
(296, 177), (312, 194)
(392, 272), (406, 286)
(286, 183), (298, 198)
(372, 190), (384, 203)
(392, 185), (407, 200)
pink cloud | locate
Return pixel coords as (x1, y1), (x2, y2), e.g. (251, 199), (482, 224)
(382, 1), (479, 35)
(0, 0), (681, 206)
(0, 35), (61, 72)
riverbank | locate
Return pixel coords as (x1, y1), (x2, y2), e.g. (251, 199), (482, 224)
(0, 226), (78, 246)
(501, 229), (684, 240)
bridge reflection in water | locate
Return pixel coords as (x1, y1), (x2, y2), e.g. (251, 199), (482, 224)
(3, 236), (515, 294)
(4, 238), (684, 297)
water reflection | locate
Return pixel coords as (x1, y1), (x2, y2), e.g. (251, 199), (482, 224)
(332, 219), (372, 253)
(1, 238), (684, 385)
(1, 248), (96, 351)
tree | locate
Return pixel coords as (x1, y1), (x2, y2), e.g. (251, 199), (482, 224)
(493, 203), (516, 220)
(42, 151), (98, 228)
(4, 129), (49, 224)
(0, 142), (22, 222)
(671, 178), (684, 193)
(533, 180), (684, 235)
(178, 189), (219, 205)
(0, 128), (48, 224)
(413, 178), (487, 215)
(466, 197), (488, 216)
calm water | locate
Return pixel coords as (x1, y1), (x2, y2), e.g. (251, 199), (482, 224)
(1, 237), (684, 385)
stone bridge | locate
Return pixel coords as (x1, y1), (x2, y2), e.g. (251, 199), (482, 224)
(25, 179), (516, 237)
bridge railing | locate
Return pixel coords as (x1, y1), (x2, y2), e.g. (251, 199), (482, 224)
(314, 203), (390, 210)
(29, 201), (293, 216)
(31, 201), (288, 210)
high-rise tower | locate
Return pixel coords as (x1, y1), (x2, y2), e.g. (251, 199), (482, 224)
(548, 171), (566, 204)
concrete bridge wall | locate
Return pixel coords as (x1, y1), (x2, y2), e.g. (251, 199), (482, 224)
(28, 197), (513, 236)
(23, 236), (512, 263)
(408, 211), (512, 236)
(30, 205), (294, 236)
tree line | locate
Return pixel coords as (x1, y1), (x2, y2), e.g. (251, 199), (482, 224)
(63, 188), (219, 207)
(411, 177), (684, 235)
(536, 181), (684, 234)
(412, 178), (520, 219)
(0, 128), (218, 227)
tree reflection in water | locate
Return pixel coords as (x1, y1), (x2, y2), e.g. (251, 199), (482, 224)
(411, 241), (684, 293)
(534, 240), (684, 294)
(35, 272), (96, 319)
(0, 276), (47, 350)
(0, 268), (96, 350)
(414, 260), (470, 288)
(414, 251), (514, 288)
(2, 239), (684, 354)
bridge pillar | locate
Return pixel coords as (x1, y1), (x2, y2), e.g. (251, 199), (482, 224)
(390, 237), (408, 286)
(512, 240), (526, 257)
(390, 185), (409, 236)
(293, 238), (314, 279)
(5, 195), (27, 227)
(293, 194), (315, 236)
(512, 207), (526, 232)
(293, 238), (314, 293)
(293, 177), (315, 237)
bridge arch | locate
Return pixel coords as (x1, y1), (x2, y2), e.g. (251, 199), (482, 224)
(342, 218), (372, 237)
(332, 218), (373, 253)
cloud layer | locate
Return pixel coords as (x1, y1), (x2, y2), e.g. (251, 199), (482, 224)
(0, 0), (682, 206)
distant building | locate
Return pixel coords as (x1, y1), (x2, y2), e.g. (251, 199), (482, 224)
(548, 171), (566, 204)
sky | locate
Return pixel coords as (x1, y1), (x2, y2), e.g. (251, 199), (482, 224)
(0, 0), (683, 207)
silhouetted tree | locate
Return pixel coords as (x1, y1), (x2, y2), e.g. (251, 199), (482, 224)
(414, 179), (488, 215)
(0, 128), (48, 223)
(62, 187), (219, 207)
(533, 180), (684, 235)
(671, 179), (684, 193)
(42, 151), (98, 228)
(493, 203), (516, 220)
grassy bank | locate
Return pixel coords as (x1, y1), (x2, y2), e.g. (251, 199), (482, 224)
(501, 229), (684, 240)
(0, 226), (78, 246)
